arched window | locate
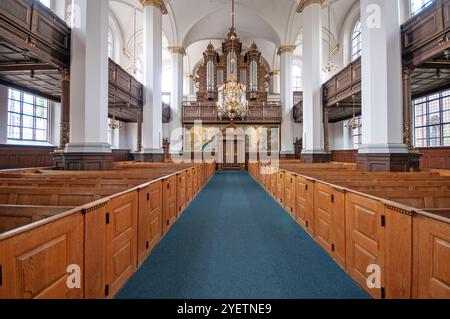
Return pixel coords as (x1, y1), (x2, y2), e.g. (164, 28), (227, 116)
(292, 65), (302, 92)
(410, 0), (432, 16)
(351, 19), (362, 61)
(108, 30), (114, 59)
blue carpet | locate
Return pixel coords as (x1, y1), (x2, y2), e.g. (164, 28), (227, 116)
(117, 171), (368, 299)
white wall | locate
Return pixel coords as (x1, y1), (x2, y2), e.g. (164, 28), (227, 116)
(329, 119), (354, 151)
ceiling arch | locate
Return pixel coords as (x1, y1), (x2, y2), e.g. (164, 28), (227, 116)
(182, 4), (281, 48)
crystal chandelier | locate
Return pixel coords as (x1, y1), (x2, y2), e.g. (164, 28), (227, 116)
(345, 95), (361, 130)
(322, 3), (338, 74)
(109, 115), (122, 130)
(217, 0), (248, 121)
(127, 7), (138, 76)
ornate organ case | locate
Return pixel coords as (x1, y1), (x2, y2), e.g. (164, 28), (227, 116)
(195, 28), (269, 104)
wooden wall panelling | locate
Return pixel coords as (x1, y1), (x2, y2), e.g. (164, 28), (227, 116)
(0, 145), (55, 169)
(295, 176), (315, 235)
(418, 147), (450, 169)
(163, 176), (177, 234)
(0, 212), (84, 299)
(137, 182), (162, 267)
(412, 214), (450, 299)
(105, 191), (138, 298)
(345, 193), (385, 298)
(332, 150), (358, 164)
(270, 171), (276, 197)
(177, 172), (187, 217)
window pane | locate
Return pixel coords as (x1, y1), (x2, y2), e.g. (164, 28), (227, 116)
(7, 88), (48, 142)
(8, 126), (20, 139)
(36, 118), (47, 130)
(23, 115), (34, 128)
(9, 89), (20, 100)
(36, 106), (47, 118)
(23, 93), (34, 105)
(23, 103), (34, 116)
(410, 0), (433, 16)
(8, 100), (21, 113)
(415, 103), (426, 115)
(35, 129), (47, 141)
(22, 128), (33, 140)
(36, 98), (46, 107)
(9, 113), (21, 126)
(443, 96), (450, 111)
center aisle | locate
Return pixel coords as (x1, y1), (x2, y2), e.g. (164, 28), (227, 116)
(118, 171), (368, 299)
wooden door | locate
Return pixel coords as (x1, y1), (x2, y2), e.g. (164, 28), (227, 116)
(296, 176), (314, 235)
(137, 182), (162, 267)
(284, 172), (295, 216)
(346, 193), (385, 299)
(413, 214), (450, 299)
(0, 213), (84, 299)
(177, 172), (187, 217)
(105, 191), (138, 298)
(163, 176), (177, 234)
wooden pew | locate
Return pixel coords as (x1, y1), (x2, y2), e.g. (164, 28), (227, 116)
(248, 161), (450, 299)
(0, 162), (216, 299)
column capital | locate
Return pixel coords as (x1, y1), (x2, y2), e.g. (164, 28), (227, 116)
(277, 45), (296, 55)
(140, 0), (168, 15)
(168, 46), (186, 55)
(296, 0), (325, 13)
(270, 69), (280, 75)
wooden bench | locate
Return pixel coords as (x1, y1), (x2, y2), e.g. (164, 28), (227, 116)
(0, 162), (216, 299)
(247, 161), (450, 299)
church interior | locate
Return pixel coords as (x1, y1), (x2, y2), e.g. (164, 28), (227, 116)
(0, 0), (449, 300)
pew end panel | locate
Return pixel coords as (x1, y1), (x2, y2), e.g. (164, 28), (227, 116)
(412, 213), (450, 299)
(0, 211), (84, 299)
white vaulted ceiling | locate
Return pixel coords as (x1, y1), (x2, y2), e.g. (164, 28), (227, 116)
(109, 0), (359, 74)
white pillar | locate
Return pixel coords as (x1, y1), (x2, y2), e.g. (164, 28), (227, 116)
(279, 47), (295, 155)
(271, 70), (280, 94)
(0, 85), (8, 144)
(140, 2), (165, 157)
(66, 0), (110, 153)
(359, 0), (407, 155)
(169, 47), (184, 154)
(343, 121), (352, 150)
(183, 73), (193, 96)
(301, 2), (325, 155)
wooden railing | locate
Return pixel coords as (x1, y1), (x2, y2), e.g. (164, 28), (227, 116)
(182, 101), (282, 124)
(108, 59), (143, 108)
(323, 57), (361, 108)
(0, 0), (71, 69)
(401, 0), (450, 67)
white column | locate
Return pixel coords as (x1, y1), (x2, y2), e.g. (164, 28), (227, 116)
(54, 0), (68, 20)
(343, 122), (352, 150)
(0, 85), (8, 144)
(302, 2), (325, 155)
(183, 73), (192, 96)
(141, 3), (164, 155)
(66, 0), (110, 153)
(169, 47), (184, 154)
(271, 70), (280, 94)
(359, 0), (407, 154)
(279, 47), (295, 155)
